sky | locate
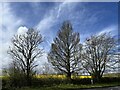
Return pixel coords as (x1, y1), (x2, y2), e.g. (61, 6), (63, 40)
(0, 2), (118, 72)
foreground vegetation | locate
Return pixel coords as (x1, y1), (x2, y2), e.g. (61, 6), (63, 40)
(3, 82), (120, 90)
(1, 75), (120, 90)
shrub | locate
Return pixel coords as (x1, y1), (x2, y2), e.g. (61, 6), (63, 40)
(100, 77), (120, 83)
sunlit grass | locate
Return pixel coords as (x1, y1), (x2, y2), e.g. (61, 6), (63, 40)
(0, 76), (5, 78)
(15, 82), (120, 90)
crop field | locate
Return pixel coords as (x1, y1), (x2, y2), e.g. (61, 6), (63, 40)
(35, 74), (92, 79)
(1, 73), (120, 80)
(35, 73), (120, 79)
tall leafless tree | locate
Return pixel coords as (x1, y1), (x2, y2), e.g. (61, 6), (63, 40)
(81, 33), (116, 82)
(48, 21), (82, 80)
(8, 28), (43, 86)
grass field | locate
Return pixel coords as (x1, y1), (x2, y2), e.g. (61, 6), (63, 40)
(13, 83), (120, 90)
(1, 72), (120, 79)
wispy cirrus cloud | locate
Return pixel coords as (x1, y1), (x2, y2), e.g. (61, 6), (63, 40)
(98, 25), (118, 36)
(35, 2), (73, 33)
(81, 25), (118, 43)
(35, 2), (117, 50)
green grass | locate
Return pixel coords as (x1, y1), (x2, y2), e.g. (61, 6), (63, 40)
(15, 82), (120, 90)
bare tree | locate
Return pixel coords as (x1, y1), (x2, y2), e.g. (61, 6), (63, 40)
(48, 21), (82, 80)
(81, 33), (116, 82)
(8, 28), (43, 86)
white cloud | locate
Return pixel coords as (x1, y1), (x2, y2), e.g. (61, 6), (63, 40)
(0, 3), (24, 70)
(0, 3), (23, 42)
(17, 26), (28, 35)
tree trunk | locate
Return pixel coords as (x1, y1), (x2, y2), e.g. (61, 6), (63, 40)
(92, 74), (102, 83)
(26, 69), (30, 86)
(67, 72), (72, 82)
(26, 63), (31, 86)
(96, 75), (102, 83)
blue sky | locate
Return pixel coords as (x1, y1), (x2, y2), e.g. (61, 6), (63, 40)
(11, 3), (118, 36)
(10, 2), (118, 48)
(0, 2), (118, 69)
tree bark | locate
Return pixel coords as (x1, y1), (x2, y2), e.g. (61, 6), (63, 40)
(67, 72), (71, 80)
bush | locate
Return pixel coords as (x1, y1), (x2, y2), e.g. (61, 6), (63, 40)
(31, 77), (66, 87)
(2, 69), (27, 89)
(2, 77), (11, 90)
(72, 78), (91, 85)
(100, 77), (120, 83)
(31, 76), (92, 87)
